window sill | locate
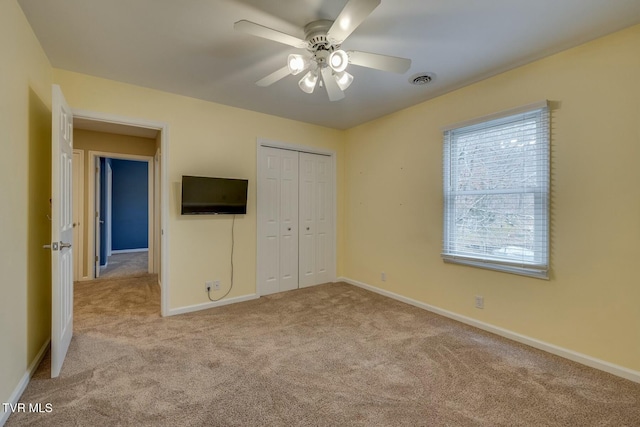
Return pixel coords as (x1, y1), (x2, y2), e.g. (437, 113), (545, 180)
(442, 256), (549, 280)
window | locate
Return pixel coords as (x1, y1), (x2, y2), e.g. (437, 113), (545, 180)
(442, 101), (550, 278)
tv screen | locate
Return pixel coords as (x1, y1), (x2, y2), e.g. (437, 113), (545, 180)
(181, 175), (248, 215)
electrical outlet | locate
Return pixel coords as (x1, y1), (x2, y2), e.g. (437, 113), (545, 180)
(213, 280), (221, 291)
(475, 295), (484, 309)
(205, 281), (213, 292)
(381, 272), (386, 282)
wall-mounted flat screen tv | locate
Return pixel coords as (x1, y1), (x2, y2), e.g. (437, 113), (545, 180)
(181, 175), (248, 215)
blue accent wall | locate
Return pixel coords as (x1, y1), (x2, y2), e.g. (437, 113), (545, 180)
(111, 159), (148, 251)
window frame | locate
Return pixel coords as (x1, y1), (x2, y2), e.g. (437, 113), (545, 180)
(441, 101), (550, 279)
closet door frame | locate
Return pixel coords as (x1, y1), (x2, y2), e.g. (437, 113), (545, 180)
(256, 138), (337, 297)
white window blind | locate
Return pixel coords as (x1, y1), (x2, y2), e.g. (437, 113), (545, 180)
(442, 101), (550, 279)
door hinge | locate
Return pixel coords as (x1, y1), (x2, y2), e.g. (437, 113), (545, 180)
(95, 256), (99, 262)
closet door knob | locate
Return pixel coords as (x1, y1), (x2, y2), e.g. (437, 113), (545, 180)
(287, 227), (291, 231)
(306, 227), (310, 231)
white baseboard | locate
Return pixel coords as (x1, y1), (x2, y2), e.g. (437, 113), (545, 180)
(338, 276), (640, 384)
(111, 248), (148, 254)
(166, 293), (259, 316)
(1, 338), (50, 427)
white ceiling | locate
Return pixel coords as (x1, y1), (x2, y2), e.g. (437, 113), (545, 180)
(18, 0), (640, 130)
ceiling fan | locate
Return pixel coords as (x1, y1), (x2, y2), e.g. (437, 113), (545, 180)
(234, 0), (412, 101)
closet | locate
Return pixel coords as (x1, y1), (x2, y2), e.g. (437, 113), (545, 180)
(257, 145), (334, 295)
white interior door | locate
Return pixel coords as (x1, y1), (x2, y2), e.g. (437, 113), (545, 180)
(313, 153), (332, 285)
(279, 150), (299, 292)
(299, 152), (333, 288)
(51, 84), (74, 378)
(299, 154), (315, 287)
(94, 157), (101, 277)
(258, 144), (336, 296)
(258, 147), (299, 295)
(258, 148), (281, 295)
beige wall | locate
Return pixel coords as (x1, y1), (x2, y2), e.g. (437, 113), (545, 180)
(74, 130), (157, 278)
(0, 0), (52, 409)
(54, 69), (346, 309)
(344, 25), (640, 371)
(74, 129), (158, 157)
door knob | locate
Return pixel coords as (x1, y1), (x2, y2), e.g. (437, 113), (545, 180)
(306, 227), (310, 230)
(287, 227), (291, 231)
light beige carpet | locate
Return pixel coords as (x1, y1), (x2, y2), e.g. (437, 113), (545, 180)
(99, 252), (148, 279)
(7, 276), (640, 426)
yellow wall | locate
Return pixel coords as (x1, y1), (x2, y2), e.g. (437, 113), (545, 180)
(344, 25), (640, 371)
(0, 0), (52, 408)
(54, 69), (346, 309)
(26, 89), (52, 369)
(74, 130), (157, 278)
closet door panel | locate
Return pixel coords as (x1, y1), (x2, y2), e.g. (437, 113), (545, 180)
(299, 154), (316, 287)
(264, 176), (279, 290)
(278, 150), (299, 292)
(299, 152), (333, 287)
(259, 149), (282, 295)
(314, 154), (332, 284)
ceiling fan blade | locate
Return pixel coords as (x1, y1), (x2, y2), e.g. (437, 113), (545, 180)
(327, 0), (381, 43)
(348, 50), (411, 73)
(234, 20), (307, 48)
(256, 66), (291, 87)
(321, 67), (345, 102)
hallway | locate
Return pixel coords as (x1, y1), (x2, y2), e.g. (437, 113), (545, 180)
(99, 252), (148, 279)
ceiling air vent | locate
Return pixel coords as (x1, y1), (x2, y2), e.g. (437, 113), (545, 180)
(410, 73), (435, 85)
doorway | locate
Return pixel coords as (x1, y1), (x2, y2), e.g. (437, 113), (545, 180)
(88, 152), (154, 280)
(50, 86), (170, 378)
(71, 111), (170, 316)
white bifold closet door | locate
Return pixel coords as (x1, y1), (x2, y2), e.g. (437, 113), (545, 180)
(298, 152), (332, 288)
(258, 146), (333, 295)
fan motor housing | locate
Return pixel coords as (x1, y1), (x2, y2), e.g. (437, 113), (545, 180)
(304, 20), (338, 53)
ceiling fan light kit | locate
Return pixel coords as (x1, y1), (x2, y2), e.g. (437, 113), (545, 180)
(335, 71), (354, 90)
(287, 54), (309, 75)
(234, 0), (411, 102)
(299, 71), (319, 94)
(329, 50), (349, 72)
